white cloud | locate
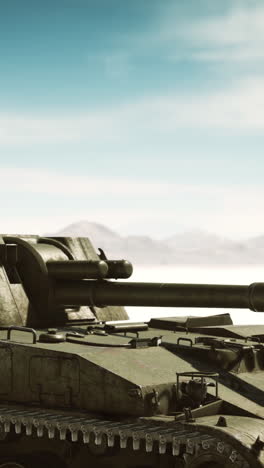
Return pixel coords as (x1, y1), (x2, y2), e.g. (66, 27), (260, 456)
(0, 168), (169, 196)
(0, 112), (120, 146)
(192, 48), (264, 63)
(184, 7), (264, 46)
(1, 76), (264, 148)
(0, 166), (261, 200)
(167, 3), (264, 63)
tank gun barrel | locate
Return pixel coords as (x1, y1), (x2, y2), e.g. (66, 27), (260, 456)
(55, 280), (264, 312)
(1, 236), (264, 327)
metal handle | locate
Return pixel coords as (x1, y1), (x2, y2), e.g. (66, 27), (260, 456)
(4, 326), (37, 344)
(177, 337), (193, 347)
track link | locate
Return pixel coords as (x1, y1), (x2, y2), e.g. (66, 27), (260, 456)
(0, 405), (255, 466)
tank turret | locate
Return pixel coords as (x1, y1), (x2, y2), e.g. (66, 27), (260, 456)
(0, 235), (263, 468)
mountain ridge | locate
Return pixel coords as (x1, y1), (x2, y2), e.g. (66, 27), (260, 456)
(48, 221), (263, 265)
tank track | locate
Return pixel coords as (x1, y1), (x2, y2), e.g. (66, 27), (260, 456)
(0, 405), (255, 467)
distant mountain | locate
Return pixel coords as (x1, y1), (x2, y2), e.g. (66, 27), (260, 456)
(52, 220), (121, 247)
(50, 222), (174, 264)
(245, 235), (264, 249)
(165, 229), (235, 250)
(49, 221), (264, 265)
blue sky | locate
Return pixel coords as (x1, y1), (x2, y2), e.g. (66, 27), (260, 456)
(1, 0), (264, 238)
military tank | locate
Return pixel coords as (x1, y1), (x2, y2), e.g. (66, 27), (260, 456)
(0, 234), (263, 468)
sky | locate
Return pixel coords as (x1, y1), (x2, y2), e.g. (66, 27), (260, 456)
(1, 0), (264, 239)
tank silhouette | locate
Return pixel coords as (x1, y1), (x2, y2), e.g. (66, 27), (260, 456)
(0, 234), (263, 467)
